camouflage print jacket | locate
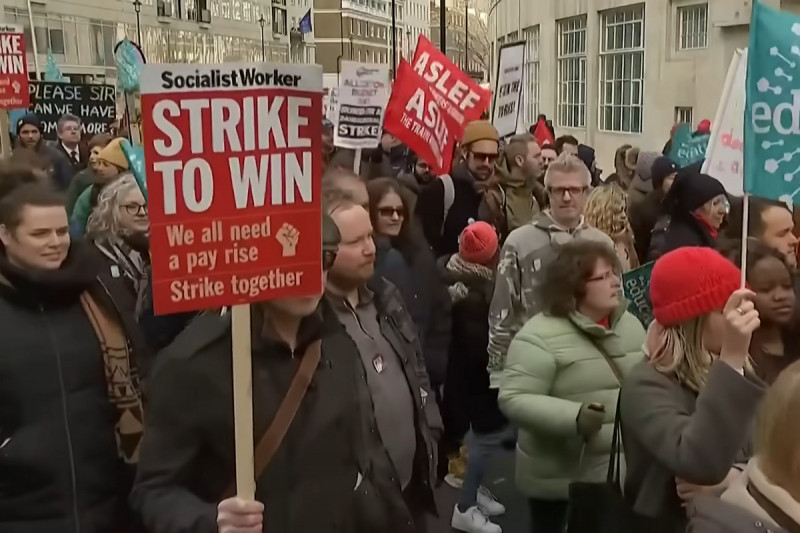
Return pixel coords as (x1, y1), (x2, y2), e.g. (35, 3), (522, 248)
(486, 212), (615, 387)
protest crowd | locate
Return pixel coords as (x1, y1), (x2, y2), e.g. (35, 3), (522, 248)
(3, 3), (800, 533)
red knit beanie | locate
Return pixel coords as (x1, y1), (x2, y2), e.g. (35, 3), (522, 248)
(459, 221), (498, 266)
(650, 247), (741, 327)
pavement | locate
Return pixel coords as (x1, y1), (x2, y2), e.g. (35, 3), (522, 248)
(427, 449), (529, 533)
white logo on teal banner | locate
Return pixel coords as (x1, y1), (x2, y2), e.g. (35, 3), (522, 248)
(745, 1), (800, 204)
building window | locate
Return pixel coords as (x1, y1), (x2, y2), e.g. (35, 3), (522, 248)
(599, 5), (645, 134)
(523, 25), (539, 125)
(272, 6), (287, 34)
(674, 106), (693, 126)
(556, 16), (587, 129)
(677, 3), (708, 50)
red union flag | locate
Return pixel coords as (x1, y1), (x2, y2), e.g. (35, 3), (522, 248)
(141, 62), (324, 315)
(384, 59), (457, 175)
(411, 35), (491, 133)
(0, 24), (29, 109)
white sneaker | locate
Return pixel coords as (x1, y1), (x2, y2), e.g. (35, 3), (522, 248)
(477, 486), (506, 516)
(451, 505), (502, 533)
(444, 473), (464, 489)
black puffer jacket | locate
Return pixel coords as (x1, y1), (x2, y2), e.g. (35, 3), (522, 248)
(374, 236), (451, 387)
(0, 241), (145, 533)
(439, 254), (507, 434)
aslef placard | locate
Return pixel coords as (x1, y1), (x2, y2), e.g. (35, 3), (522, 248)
(141, 62), (324, 315)
(492, 41), (525, 139)
(333, 61), (389, 149)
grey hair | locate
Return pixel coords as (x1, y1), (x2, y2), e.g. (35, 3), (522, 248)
(543, 152), (592, 188)
(57, 114), (81, 132)
(86, 173), (140, 238)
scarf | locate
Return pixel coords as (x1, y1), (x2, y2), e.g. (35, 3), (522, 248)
(446, 254), (495, 303)
(94, 236), (148, 313)
(80, 291), (144, 464)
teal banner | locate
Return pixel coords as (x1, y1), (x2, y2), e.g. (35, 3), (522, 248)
(744, 1), (800, 203)
(623, 262), (655, 328)
(667, 124), (709, 168)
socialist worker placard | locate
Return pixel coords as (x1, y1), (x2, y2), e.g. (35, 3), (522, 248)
(140, 62), (324, 315)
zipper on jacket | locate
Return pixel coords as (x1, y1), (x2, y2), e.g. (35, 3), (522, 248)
(40, 305), (81, 533)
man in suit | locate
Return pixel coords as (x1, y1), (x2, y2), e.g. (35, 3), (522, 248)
(55, 113), (88, 172)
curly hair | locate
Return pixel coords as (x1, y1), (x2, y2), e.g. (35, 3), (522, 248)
(583, 184), (633, 241)
(538, 240), (621, 317)
(86, 174), (140, 238)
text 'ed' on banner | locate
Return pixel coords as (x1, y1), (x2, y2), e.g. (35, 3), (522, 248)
(141, 62), (324, 315)
(28, 81), (116, 139)
(333, 61), (389, 150)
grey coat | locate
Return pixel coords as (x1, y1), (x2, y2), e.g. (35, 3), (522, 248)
(620, 361), (765, 530)
(688, 495), (790, 533)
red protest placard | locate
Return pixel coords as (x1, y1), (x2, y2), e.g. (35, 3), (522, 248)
(384, 59), (457, 175)
(141, 62), (324, 315)
(0, 24), (29, 109)
(411, 35), (491, 131)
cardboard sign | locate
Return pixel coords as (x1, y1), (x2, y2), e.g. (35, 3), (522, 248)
(333, 61), (389, 149)
(703, 49), (746, 195)
(325, 87), (338, 122)
(623, 261), (655, 328)
(411, 35), (491, 133)
(384, 59), (457, 175)
(492, 41), (525, 138)
(745, 1), (800, 204)
(141, 62), (324, 314)
(0, 25), (28, 109)
(28, 81), (116, 139)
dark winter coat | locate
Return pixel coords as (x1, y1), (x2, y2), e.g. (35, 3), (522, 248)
(655, 211), (717, 259)
(14, 140), (73, 190)
(415, 163), (487, 257)
(0, 241), (147, 533)
(137, 268), (197, 353)
(629, 189), (667, 264)
(439, 254), (507, 434)
(130, 303), (415, 533)
(374, 236), (452, 387)
(620, 361), (765, 531)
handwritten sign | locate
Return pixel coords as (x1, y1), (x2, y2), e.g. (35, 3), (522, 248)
(28, 81), (116, 139)
(492, 41), (525, 138)
(334, 61), (389, 149)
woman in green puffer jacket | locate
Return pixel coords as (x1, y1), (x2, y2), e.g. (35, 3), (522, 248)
(498, 240), (645, 533)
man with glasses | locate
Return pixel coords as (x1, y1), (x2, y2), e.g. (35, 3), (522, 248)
(416, 120), (500, 256)
(486, 153), (615, 387)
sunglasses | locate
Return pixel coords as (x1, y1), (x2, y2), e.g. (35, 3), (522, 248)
(323, 249), (337, 271)
(378, 206), (405, 217)
(470, 151), (498, 164)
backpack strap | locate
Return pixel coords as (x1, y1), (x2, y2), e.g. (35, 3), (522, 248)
(440, 174), (455, 235)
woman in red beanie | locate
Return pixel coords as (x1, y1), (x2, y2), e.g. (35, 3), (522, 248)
(620, 246), (766, 532)
(439, 221), (509, 533)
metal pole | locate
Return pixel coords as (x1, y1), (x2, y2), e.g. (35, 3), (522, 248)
(26, 0), (40, 77)
(136, 13), (142, 46)
(258, 14), (266, 61)
(464, 0), (469, 72)
(391, 0), (397, 76)
(439, 0), (446, 52)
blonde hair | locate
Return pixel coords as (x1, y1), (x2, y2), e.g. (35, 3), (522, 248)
(543, 152), (591, 188)
(583, 184), (633, 241)
(86, 174), (140, 238)
(647, 317), (713, 393)
(756, 360), (800, 481)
